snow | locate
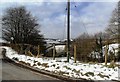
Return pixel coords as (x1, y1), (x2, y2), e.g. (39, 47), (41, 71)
(45, 39), (60, 44)
(103, 43), (119, 56)
(0, 45), (120, 81)
(47, 45), (65, 53)
(55, 45), (65, 53)
(91, 43), (119, 58)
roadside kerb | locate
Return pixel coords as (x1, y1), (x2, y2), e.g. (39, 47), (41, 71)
(3, 57), (94, 82)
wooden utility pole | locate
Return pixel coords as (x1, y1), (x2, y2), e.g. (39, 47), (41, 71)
(74, 44), (77, 63)
(67, 0), (70, 62)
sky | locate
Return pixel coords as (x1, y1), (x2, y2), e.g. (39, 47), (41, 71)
(0, 0), (118, 40)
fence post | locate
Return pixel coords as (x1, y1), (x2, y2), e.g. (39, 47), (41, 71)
(37, 45), (40, 58)
(105, 45), (109, 66)
(53, 43), (56, 60)
(74, 44), (77, 63)
(25, 50), (27, 55)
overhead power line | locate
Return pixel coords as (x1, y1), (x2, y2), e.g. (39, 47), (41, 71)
(72, 1), (90, 36)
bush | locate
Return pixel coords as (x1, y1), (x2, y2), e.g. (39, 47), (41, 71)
(84, 72), (94, 76)
(12, 57), (18, 61)
(97, 73), (109, 78)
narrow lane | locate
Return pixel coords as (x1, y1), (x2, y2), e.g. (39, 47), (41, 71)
(0, 48), (117, 82)
(0, 60), (64, 81)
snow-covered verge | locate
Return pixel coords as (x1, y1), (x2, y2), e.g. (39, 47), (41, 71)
(0, 46), (120, 81)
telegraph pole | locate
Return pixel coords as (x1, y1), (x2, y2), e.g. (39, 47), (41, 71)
(67, 0), (70, 62)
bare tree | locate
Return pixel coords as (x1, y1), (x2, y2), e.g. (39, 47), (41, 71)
(105, 2), (119, 40)
(2, 6), (46, 53)
(74, 33), (96, 62)
(105, 1), (120, 61)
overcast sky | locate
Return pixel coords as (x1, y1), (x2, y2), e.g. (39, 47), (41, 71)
(0, 0), (118, 39)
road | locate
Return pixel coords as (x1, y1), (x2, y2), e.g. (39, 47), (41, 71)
(0, 60), (65, 81)
(0, 47), (64, 81)
(0, 48), (118, 82)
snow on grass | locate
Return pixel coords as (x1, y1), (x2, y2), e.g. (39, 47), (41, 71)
(1, 46), (119, 81)
(103, 43), (119, 56)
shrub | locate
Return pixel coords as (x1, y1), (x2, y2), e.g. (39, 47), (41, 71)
(84, 72), (94, 76)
